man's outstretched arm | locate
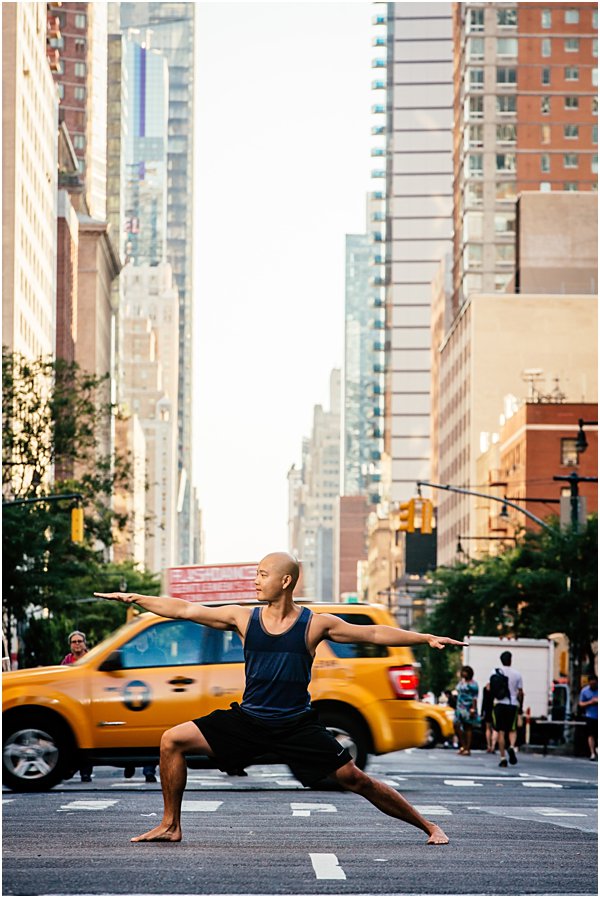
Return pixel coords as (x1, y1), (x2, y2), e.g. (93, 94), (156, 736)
(314, 614), (464, 650)
(93, 591), (247, 631)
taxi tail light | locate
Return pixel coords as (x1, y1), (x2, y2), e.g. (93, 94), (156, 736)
(388, 665), (419, 699)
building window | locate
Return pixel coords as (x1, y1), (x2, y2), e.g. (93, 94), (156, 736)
(498, 37), (518, 56)
(564, 182), (578, 191)
(497, 8), (517, 27)
(75, 12), (86, 28)
(494, 273), (512, 291)
(73, 135), (85, 150)
(563, 153), (578, 168)
(593, 154), (598, 173)
(497, 94), (516, 115)
(540, 180), (551, 192)
(464, 211), (483, 240)
(594, 97), (598, 115)
(496, 181), (517, 201)
(541, 96), (550, 114)
(496, 153), (516, 172)
(593, 125), (598, 144)
(593, 38), (598, 58)
(74, 86), (86, 101)
(561, 438), (579, 466)
(565, 38), (580, 52)
(565, 9), (580, 24)
(494, 213), (516, 233)
(541, 38), (551, 57)
(469, 68), (485, 90)
(541, 124), (551, 144)
(564, 96), (579, 110)
(56, 82), (64, 99)
(541, 153), (551, 173)
(594, 10), (598, 29)
(466, 181), (484, 205)
(564, 124), (579, 139)
(541, 67), (551, 85)
(497, 123), (517, 143)
(497, 66), (517, 85)
(74, 38), (85, 53)
(74, 62), (86, 78)
(468, 153), (484, 176)
(541, 8), (552, 28)
(467, 124), (484, 147)
(594, 68), (599, 86)
(565, 66), (579, 81)
(467, 37), (485, 60)
(468, 95), (484, 119)
(495, 244), (515, 264)
(464, 244), (483, 268)
(468, 8), (484, 32)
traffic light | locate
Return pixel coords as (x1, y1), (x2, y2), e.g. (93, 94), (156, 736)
(421, 499), (434, 534)
(398, 498), (415, 532)
(71, 506), (84, 543)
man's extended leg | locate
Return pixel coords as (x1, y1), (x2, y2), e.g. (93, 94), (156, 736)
(332, 761), (449, 844)
(132, 721), (214, 843)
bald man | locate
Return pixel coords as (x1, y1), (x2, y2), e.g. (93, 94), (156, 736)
(95, 552), (463, 845)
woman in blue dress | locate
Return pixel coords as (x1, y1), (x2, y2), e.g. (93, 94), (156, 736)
(454, 665), (479, 755)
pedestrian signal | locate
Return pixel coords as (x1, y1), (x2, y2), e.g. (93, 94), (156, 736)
(421, 499), (434, 534)
(71, 507), (84, 543)
(398, 499), (415, 532)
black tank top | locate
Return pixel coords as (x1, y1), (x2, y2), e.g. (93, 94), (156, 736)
(240, 605), (313, 720)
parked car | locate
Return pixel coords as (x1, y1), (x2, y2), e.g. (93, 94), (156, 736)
(418, 703), (455, 748)
(2, 601), (430, 791)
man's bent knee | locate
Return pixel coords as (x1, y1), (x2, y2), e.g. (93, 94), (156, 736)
(333, 760), (370, 793)
(160, 721), (214, 756)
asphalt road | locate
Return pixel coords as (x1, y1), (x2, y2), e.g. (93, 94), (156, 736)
(2, 747), (597, 897)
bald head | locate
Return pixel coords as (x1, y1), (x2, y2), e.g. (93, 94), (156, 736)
(259, 552), (300, 592)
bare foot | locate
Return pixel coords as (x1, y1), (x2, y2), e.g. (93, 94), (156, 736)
(131, 822), (182, 842)
(426, 824), (449, 845)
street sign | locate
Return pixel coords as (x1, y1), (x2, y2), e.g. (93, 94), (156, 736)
(559, 495), (587, 529)
(166, 562), (257, 602)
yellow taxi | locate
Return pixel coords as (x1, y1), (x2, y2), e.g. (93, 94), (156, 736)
(2, 601), (429, 791)
(418, 703), (455, 748)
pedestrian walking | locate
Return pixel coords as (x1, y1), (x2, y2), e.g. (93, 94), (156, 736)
(61, 631), (94, 783)
(578, 674), (598, 761)
(453, 666), (479, 756)
(480, 683), (497, 753)
(95, 551), (464, 845)
(487, 650), (523, 767)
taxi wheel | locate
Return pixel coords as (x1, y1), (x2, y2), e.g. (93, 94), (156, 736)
(2, 714), (72, 792)
(322, 710), (369, 771)
(422, 718), (441, 749)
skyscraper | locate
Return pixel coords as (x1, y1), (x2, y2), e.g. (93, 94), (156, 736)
(453, 2), (597, 310)
(372, 3), (454, 506)
(119, 3), (197, 564)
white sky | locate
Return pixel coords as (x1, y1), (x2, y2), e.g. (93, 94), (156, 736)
(193, 2), (374, 564)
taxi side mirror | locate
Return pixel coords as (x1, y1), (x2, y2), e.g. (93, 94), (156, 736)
(99, 649), (124, 672)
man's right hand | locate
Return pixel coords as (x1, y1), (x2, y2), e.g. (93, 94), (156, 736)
(94, 592), (138, 604)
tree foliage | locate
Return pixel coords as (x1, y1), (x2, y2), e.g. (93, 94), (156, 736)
(416, 518), (598, 698)
(2, 349), (155, 666)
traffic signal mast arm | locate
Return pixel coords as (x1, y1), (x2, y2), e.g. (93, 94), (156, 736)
(416, 480), (551, 531)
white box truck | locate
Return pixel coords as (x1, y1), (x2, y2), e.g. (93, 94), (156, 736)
(463, 636), (554, 718)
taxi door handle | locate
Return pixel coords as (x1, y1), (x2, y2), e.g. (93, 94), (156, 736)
(168, 676), (195, 687)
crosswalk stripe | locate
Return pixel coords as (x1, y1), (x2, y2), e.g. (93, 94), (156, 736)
(444, 779), (482, 787)
(58, 800), (118, 811)
(291, 802), (337, 817)
(522, 782), (563, 789)
(181, 800), (223, 812)
(414, 805), (452, 816)
(309, 852), (346, 880)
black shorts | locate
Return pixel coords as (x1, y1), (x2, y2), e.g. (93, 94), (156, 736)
(192, 703), (352, 787)
(585, 718), (598, 739)
(492, 703), (519, 733)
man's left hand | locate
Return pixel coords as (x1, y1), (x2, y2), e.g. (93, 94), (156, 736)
(428, 635), (466, 650)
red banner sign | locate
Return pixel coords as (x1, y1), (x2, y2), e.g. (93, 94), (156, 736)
(166, 563), (257, 603)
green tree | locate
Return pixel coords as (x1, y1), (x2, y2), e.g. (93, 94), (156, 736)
(2, 349), (147, 665)
(417, 518), (598, 701)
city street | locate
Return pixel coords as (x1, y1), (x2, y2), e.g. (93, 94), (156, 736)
(3, 747), (597, 896)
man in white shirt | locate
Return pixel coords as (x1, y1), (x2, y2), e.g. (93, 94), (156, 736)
(488, 650), (524, 767)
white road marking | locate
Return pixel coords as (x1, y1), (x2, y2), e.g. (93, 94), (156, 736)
(58, 800), (118, 811)
(291, 802), (337, 817)
(3, 799), (15, 803)
(522, 782), (563, 789)
(443, 779), (483, 787)
(181, 800), (223, 812)
(414, 805), (452, 816)
(534, 808), (587, 817)
(381, 777), (406, 785)
(309, 852), (346, 880)
(478, 805), (597, 834)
